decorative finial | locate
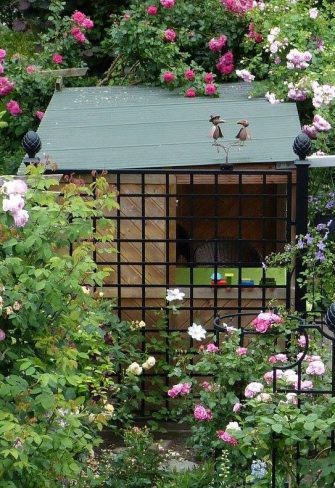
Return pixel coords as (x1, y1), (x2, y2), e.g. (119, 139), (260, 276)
(22, 130), (42, 165)
(293, 132), (311, 160)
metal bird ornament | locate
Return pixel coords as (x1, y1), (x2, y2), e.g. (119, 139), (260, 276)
(209, 114), (225, 145)
(235, 119), (251, 143)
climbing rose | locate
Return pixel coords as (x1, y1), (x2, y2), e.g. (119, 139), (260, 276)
(164, 29), (177, 42)
(184, 69), (195, 81)
(0, 77), (15, 97)
(204, 72), (215, 84)
(306, 360), (325, 375)
(264, 370), (284, 384)
(0, 65), (4, 75)
(202, 381), (213, 391)
(268, 353), (288, 363)
(217, 430), (238, 445)
(163, 71), (176, 83)
(206, 343), (219, 353)
(126, 362), (143, 375)
(303, 124), (318, 139)
(309, 8), (318, 19)
(204, 83), (217, 95)
(0, 49), (6, 60)
(160, 0), (175, 8)
(298, 335), (307, 347)
(233, 402), (242, 412)
(208, 35), (227, 52)
(313, 114), (331, 132)
(251, 311), (282, 333)
(35, 111), (45, 121)
(52, 53), (63, 64)
(13, 209), (29, 228)
(0, 329), (5, 341)
(71, 27), (87, 43)
(185, 87), (196, 97)
(221, 0), (254, 15)
(194, 404), (213, 421)
(81, 18), (94, 30)
(147, 5), (158, 15)
(216, 51), (234, 74)
(71, 11), (86, 24)
(244, 382), (263, 398)
(236, 69), (255, 83)
(168, 383), (191, 398)
(295, 380), (313, 390)
(142, 356), (156, 370)
(236, 347), (248, 356)
(6, 100), (22, 117)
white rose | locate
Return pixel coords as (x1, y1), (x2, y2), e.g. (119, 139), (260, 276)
(142, 356), (156, 370)
(256, 393), (272, 403)
(126, 362), (143, 376)
(226, 421), (241, 433)
(105, 403), (115, 413)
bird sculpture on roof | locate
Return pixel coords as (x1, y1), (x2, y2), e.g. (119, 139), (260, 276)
(235, 119), (251, 143)
(209, 114), (225, 145)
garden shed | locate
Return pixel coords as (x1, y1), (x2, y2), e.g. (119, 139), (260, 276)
(26, 83), (302, 398)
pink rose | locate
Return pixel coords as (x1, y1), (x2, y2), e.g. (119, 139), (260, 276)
(206, 343), (219, 353)
(298, 336), (307, 348)
(263, 370), (283, 384)
(35, 111), (45, 121)
(0, 77), (15, 97)
(216, 52), (235, 74)
(217, 430), (238, 445)
(184, 69), (195, 81)
(221, 0), (254, 14)
(163, 71), (176, 83)
(81, 18), (94, 30)
(244, 382), (263, 398)
(201, 381), (213, 391)
(233, 402), (242, 412)
(3, 179), (27, 195)
(0, 64), (4, 75)
(0, 49), (6, 60)
(167, 382), (191, 398)
(123, 14), (131, 20)
(185, 88), (196, 98)
(71, 27), (87, 43)
(3, 194), (25, 213)
(204, 72), (215, 84)
(164, 29), (177, 42)
(71, 10), (86, 24)
(26, 65), (37, 74)
(160, 0), (175, 8)
(208, 35), (227, 52)
(204, 83), (217, 95)
(6, 100), (22, 117)
(0, 329), (5, 341)
(52, 53), (63, 64)
(236, 347), (247, 356)
(13, 209), (29, 228)
(147, 5), (158, 15)
(294, 380), (313, 390)
(306, 360), (325, 375)
(194, 404), (213, 421)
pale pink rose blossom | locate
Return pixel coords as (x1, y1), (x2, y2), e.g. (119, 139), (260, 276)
(309, 8), (318, 19)
(236, 69), (255, 83)
(208, 35), (227, 52)
(313, 114), (331, 132)
(0, 329), (6, 341)
(0, 77), (15, 97)
(13, 209), (29, 228)
(2, 194), (25, 213)
(294, 380), (313, 390)
(35, 111), (45, 121)
(167, 382), (191, 398)
(201, 381), (213, 391)
(221, 0), (254, 15)
(0, 49), (6, 60)
(3, 180), (27, 195)
(245, 382), (263, 398)
(217, 430), (238, 445)
(206, 343), (219, 353)
(251, 311), (282, 333)
(233, 402), (242, 412)
(236, 347), (248, 356)
(26, 65), (37, 74)
(297, 335), (307, 347)
(194, 404), (213, 421)
(264, 369), (283, 384)
(306, 360), (325, 375)
(286, 393), (298, 404)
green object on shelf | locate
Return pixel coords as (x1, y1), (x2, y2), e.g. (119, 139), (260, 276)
(224, 273), (234, 285)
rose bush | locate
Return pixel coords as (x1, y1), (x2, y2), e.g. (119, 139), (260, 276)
(0, 166), (160, 485)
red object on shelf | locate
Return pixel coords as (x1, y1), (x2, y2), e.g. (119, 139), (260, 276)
(211, 279), (227, 286)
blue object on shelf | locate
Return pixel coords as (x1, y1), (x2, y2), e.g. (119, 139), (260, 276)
(211, 272), (222, 280)
(240, 280), (254, 287)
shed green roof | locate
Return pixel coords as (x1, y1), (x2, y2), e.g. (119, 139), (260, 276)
(35, 83), (301, 171)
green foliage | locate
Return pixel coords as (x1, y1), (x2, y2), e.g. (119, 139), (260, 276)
(0, 167), (159, 486)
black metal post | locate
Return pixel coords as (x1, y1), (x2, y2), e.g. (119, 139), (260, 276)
(294, 161), (310, 314)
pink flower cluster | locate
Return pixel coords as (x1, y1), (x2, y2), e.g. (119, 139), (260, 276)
(248, 23), (263, 43)
(295, 379), (313, 390)
(70, 11), (94, 44)
(0, 49), (6, 75)
(164, 29), (177, 42)
(201, 381), (213, 391)
(0, 76), (15, 97)
(265, 92), (280, 104)
(0, 329), (5, 341)
(245, 382), (263, 398)
(311, 81), (335, 109)
(264, 370), (283, 384)
(268, 353), (288, 364)
(208, 35), (227, 52)
(167, 382), (191, 398)
(2, 179), (29, 228)
(287, 83), (308, 102)
(6, 100), (21, 117)
(35, 110), (45, 121)
(236, 347), (248, 356)
(286, 49), (312, 70)
(194, 404), (213, 421)
(312, 114), (332, 132)
(221, 0), (254, 15)
(206, 343), (219, 353)
(217, 430), (238, 445)
(236, 69), (255, 83)
(147, 5), (158, 15)
(216, 51), (234, 75)
(251, 311), (282, 333)
(26, 65), (37, 74)
(160, 0), (175, 8)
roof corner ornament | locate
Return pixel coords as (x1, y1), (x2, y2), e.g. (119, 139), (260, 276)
(209, 115), (251, 169)
(293, 132), (311, 161)
(22, 130), (42, 165)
